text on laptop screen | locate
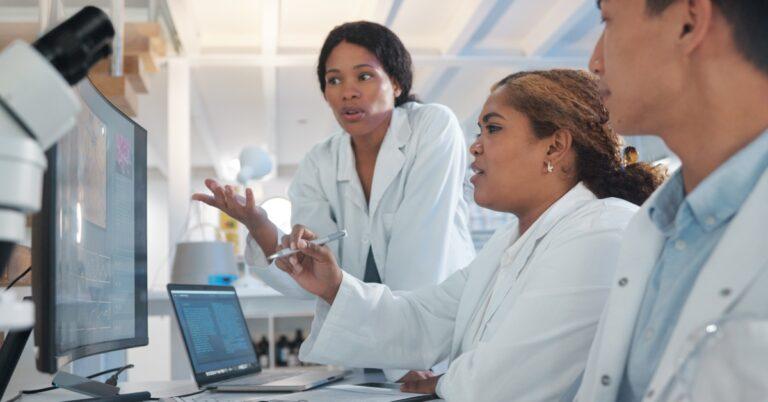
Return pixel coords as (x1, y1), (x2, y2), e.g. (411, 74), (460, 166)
(170, 289), (258, 376)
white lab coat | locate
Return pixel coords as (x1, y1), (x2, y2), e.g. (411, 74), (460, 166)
(245, 102), (476, 380)
(574, 169), (768, 402)
(299, 183), (638, 401)
(245, 102), (475, 296)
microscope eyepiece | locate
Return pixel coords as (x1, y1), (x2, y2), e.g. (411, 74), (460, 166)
(33, 6), (115, 85)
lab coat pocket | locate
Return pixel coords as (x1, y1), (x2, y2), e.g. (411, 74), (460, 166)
(662, 316), (768, 402)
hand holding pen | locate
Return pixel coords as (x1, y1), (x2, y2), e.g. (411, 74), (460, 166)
(273, 225), (346, 305)
(267, 229), (347, 260)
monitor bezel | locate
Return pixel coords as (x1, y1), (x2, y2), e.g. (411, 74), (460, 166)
(32, 78), (148, 374)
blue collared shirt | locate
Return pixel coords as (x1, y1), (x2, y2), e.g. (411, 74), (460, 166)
(617, 128), (768, 402)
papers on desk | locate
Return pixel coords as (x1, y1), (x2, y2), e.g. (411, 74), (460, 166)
(258, 384), (435, 402)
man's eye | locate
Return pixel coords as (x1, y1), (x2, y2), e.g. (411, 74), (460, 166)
(487, 125), (501, 133)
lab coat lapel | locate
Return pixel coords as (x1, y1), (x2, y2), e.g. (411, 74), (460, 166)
(369, 108), (409, 218)
(449, 226), (517, 360)
(646, 169), (768, 401)
(482, 184), (596, 325)
(586, 190), (666, 401)
(337, 134), (368, 213)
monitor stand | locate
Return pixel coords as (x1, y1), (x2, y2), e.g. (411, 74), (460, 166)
(53, 371), (120, 397)
(53, 371), (152, 401)
(1, 335), (149, 401)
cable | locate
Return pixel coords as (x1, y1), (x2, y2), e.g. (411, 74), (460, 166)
(166, 388), (208, 400)
(142, 387), (207, 401)
(104, 364), (134, 386)
(4, 266), (31, 291)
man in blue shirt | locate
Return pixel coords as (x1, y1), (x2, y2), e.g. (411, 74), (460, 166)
(573, 0), (768, 401)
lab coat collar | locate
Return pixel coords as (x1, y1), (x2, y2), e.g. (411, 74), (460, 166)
(645, 168), (768, 401)
(336, 107), (411, 215)
(522, 182), (597, 243)
(480, 183), (598, 330)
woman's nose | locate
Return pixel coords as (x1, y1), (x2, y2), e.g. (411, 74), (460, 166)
(342, 83), (361, 100)
(470, 139), (482, 156)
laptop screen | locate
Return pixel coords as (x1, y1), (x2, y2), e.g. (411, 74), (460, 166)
(168, 285), (261, 386)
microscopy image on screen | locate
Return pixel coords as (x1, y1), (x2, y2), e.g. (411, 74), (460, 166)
(54, 84), (138, 353)
(78, 111), (107, 228)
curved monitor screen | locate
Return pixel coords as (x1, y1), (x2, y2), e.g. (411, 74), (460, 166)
(33, 78), (148, 373)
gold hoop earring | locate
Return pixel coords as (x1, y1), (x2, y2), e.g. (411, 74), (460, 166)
(546, 161), (554, 173)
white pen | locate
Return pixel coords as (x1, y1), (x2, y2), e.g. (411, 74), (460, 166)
(267, 230), (347, 260)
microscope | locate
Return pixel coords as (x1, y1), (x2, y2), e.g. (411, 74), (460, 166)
(0, 6), (115, 331)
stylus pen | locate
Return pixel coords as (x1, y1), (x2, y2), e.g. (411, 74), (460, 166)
(267, 230), (347, 260)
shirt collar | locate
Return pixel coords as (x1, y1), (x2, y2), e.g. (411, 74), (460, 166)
(649, 127), (768, 233)
(337, 106), (410, 182)
(648, 172), (685, 234)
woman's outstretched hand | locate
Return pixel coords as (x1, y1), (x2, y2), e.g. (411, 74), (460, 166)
(192, 178), (281, 256)
(191, 178), (268, 233)
(274, 224), (343, 304)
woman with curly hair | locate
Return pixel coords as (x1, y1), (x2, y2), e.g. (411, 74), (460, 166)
(274, 69), (665, 401)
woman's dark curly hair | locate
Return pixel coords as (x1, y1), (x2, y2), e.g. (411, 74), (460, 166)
(316, 21), (418, 107)
(492, 69), (666, 206)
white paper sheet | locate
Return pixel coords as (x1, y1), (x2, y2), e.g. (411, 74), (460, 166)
(255, 384), (431, 402)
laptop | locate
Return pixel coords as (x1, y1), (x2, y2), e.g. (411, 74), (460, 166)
(167, 284), (346, 392)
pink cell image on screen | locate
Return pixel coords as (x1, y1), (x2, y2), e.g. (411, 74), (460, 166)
(116, 134), (133, 178)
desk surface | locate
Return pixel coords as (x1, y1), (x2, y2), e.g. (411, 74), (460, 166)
(7, 370), (442, 401)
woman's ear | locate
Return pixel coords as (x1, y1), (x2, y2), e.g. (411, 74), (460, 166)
(391, 79), (402, 99)
(546, 129), (574, 164)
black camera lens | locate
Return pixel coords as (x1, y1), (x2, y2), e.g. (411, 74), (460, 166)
(33, 6), (115, 85)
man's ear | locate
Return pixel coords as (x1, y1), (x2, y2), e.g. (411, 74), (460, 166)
(678, 0), (713, 55)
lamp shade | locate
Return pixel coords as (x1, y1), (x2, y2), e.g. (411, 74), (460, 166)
(171, 241), (238, 285)
(237, 146), (273, 184)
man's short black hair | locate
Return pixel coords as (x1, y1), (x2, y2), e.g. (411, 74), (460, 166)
(644, 0), (768, 76)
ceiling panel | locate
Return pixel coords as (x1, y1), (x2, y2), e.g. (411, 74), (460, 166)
(188, 0), (262, 51)
(471, 0), (560, 54)
(390, 0), (470, 52)
(278, 0), (373, 52)
(545, 10), (602, 58)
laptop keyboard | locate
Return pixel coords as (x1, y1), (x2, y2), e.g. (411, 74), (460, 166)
(216, 370), (303, 386)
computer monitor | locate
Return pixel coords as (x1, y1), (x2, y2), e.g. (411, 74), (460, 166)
(32, 77), (148, 374)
